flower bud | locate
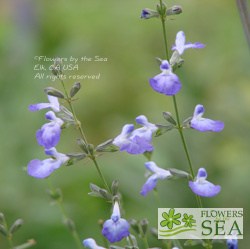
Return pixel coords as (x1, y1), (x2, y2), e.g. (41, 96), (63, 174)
(182, 117), (192, 128)
(0, 224), (8, 236)
(77, 139), (89, 154)
(155, 124), (174, 137)
(96, 139), (118, 152)
(139, 218), (148, 236)
(140, 9), (159, 19)
(10, 219), (24, 234)
(129, 219), (140, 235)
(0, 213), (5, 223)
(111, 180), (119, 196)
(66, 153), (86, 166)
(156, 3), (167, 17)
(51, 58), (63, 75)
(150, 227), (158, 239)
(48, 188), (62, 201)
(99, 189), (112, 201)
(70, 82), (81, 98)
(66, 219), (75, 232)
(87, 144), (95, 155)
(44, 87), (65, 99)
(163, 112), (177, 125)
(168, 168), (190, 179)
(166, 5), (182, 16)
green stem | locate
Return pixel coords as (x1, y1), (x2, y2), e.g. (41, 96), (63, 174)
(59, 78), (110, 193)
(91, 157), (111, 193)
(2, 220), (14, 249)
(60, 79), (88, 145)
(153, 188), (162, 208)
(158, 1), (210, 247)
(7, 234), (14, 249)
(236, 0), (250, 49)
(46, 178), (83, 249)
(142, 236), (149, 249)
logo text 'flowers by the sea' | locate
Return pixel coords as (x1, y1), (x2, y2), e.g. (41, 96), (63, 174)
(158, 208), (243, 239)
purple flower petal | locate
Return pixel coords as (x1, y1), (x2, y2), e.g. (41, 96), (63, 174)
(83, 238), (105, 249)
(27, 158), (61, 178)
(36, 123), (62, 149)
(184, 42), (206, 50)
(140, 174), (158, 196)
(171, 31), (205, 55)
(174, 30), (186, 55)
(191, 118), (224, 132)
(29, 95), (60, 112)
(120, 136), (154, 154)
(102, 218), (130, 243)
(36, 111), (64, 149)
(27, 148), (69, 178)
(226, 238), (238, 249)
(102, 202), (130, 243)
(189, 168), (221, 197)
(113, 124), (134, 147)
(191, 104), (224, 132)
(141, 162), (172, 196)
(149, 73), (181, 96)
(189, 181), (221, 197)
(145, 161), (171, 179)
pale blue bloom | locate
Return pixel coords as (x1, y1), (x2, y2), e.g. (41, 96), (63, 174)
(189, 168), (221, 197)
(227, 238), (238, 249)
(27, 147), (69, 178)
(102, 201), (130, 243)
(113, 116), (156, 154)
(141, 161), (172, 196)
(191, 105), (224, 132)
(149, 60), (181, 96)
(29, 95), (60, 112)
(36, 111), (64, 149)
(83, 238), (105, 249)
(130, 115), (157, 142)
(171, 31), (205, 55)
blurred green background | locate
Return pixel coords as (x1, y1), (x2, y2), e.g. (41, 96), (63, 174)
(0, 0), (249, 248)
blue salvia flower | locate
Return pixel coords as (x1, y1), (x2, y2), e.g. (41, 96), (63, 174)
(130, 115), (157, 142)
(191, 105), (224, 132)
(171, 31), (205, 55)
(27, 147), (69, 178)
(83, 238), (106, 249)
(189, 168), (221, 197)
(149, 60), (182, 96)
(140, 8), (159, 19)
(36, 111), (64, 149)
(113, 115), (156, 154)
(140, 161), (172, 196)
(29, 95), (60, 112)
(227, 238), (238, 249)
(226, 235), (238, 249)
(102, 201), (130, 243)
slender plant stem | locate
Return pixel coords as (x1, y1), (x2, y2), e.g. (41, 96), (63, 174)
(158, 1), (211, 248)
(46, 178), (83, 249)
(59, 78), (110, 192)
(236, 0), (250, 49)
(2, 219), (14, 249)
(60, 79), (88, 145)
(142, 236), (149, 249)
(153, 188), (162, 208)
(91, 156), (111, 193)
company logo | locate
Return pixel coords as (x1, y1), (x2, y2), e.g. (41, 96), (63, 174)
(158, 208), (243, 239)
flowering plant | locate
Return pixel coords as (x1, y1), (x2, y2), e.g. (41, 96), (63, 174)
(1, 1), (247, 249)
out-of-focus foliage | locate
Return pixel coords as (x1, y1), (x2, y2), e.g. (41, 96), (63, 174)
(0, 0), (249, 248)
